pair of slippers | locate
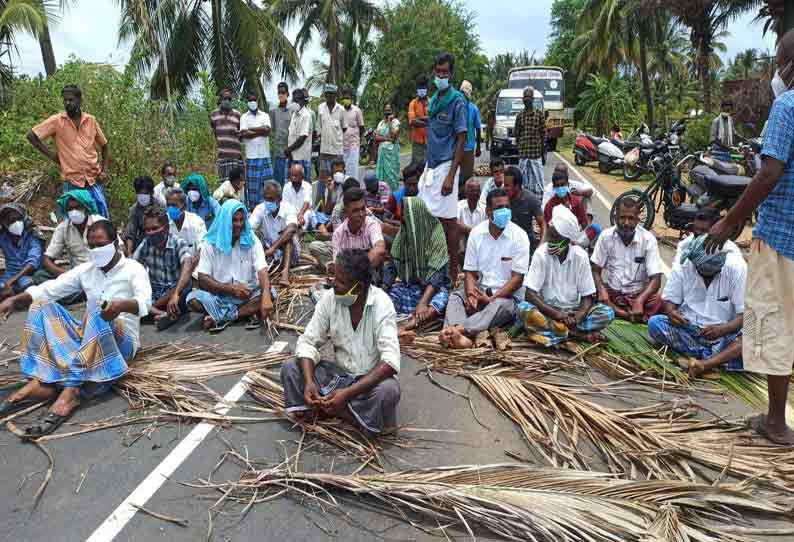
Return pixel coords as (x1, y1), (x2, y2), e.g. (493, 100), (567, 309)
(0, 399), (72, 438)
(208, 314), (262, 334)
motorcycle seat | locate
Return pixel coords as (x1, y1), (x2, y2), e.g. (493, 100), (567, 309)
(640, 142), (659, 150)
(704, 172), (751, 198)
(709, 158), (742, 176)
(586, 135), (605, 146)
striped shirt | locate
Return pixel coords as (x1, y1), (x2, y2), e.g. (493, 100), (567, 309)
(210, 109), (242, 159)
(331, 216), (384, 260)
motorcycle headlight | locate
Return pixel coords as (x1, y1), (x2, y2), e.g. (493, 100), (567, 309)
(495, 126), (508, 138)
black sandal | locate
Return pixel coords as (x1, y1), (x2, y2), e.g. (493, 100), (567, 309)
(208, 320), (231, 334)
(245, 314), (261, 330)
(23, 411), (71, 439)
(0, 399), (35, 418)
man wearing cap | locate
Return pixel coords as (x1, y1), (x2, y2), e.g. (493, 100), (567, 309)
(317, 84), (348, 200)
(28, 84), (110, 218)
(518, 206), (614, 345)
(458, 80), (481, 198)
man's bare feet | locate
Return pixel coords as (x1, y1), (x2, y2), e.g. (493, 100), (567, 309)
(398, 329), (415, 346)
(688, 359), (706, 379)
(50, 387), (81, 417)
(749, 414), (794, 445)
(438, 328), (453, 347)
(8, 380), (57, 404)
(570, 330), (606, 344)
(447, 327), (474, 349)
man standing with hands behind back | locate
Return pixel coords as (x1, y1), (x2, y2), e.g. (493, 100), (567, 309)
(705, 29), (794, 445)
(28, 84), (110, 218)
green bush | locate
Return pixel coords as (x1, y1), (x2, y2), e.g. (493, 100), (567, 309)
(1, 58), (220, 221)
(683, 116), (712, 153)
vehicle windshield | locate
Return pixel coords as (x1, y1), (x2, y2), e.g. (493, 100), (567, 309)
(496, 98), (542, 117)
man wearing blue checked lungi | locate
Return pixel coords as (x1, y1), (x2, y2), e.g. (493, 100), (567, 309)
(0, 219), (151, 438)
(240, 90), (274, 210)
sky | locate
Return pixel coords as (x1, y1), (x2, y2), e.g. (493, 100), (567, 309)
(9, 0), (778, 91)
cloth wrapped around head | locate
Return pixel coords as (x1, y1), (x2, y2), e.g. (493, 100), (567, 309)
(203, 199), (254, 255)
(680, 234), (726, 277)
(0, 202), (44, 241)
(56, 189), (98, 217)
(390, 197), (448, 284)
(550, 205), (581, 241)
(181, 173), (211, 202)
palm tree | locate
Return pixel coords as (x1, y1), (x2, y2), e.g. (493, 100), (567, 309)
(576, 73), (635, 134)
(0, 0), (59, 80)
(305, 18), (371, 94)
(118, 0), (300, 101)
(725, 0), (792, 40)
(272, 0), (385, 85)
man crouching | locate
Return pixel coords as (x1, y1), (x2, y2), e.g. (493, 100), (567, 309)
(280, 248), (401, 437)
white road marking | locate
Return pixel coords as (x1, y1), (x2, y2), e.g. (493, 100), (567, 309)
(553, 151), (671, 276)
(86, 340), (289, 542)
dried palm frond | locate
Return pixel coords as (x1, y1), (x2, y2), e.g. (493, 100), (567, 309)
(195, 462), (793, 542)
(0, 339), (23, 389)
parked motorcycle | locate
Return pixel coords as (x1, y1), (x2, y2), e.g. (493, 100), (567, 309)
(622, 120), (687, 181)
(610, 152), (752, 240)
(574, 133), (600, 166)
(596, 138), (625, 174)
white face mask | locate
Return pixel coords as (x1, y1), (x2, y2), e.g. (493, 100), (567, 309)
(247, 101), (258, 112)
(333, 172), (345, 184)
(90, 242), (117, 268)
(188, 190), (201, 203)
(68, 209), (86, 225)
(137, 193), (151, 207)
(7, 220), (24, 236)
(164, 175), (176, 187)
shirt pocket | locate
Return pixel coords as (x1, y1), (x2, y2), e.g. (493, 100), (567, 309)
(430, 112), (453, 139)
(744, 303), (780, 361)
(501, 256), (514, 277)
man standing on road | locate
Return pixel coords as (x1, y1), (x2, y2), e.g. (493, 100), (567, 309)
(27, 84), (110, 218)
(341, 87), (365, 181)
(209, 88), (243, 186)
(270, 82), (294, 186)
(418, 52), (468, 281)
(284, 89), (313, 183)
(514, 86), (546, 202)
(317, 84), (347, 198)
(705, 30), (794, 445)
(408, 76), (430, 167)
(458, 80), (481, 198)
(239, 90), (272, 210)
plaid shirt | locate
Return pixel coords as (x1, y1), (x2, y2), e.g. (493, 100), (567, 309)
(756, 91), (794, 260)
(514, 108), (545, 159)
(132, 234), (192, 289)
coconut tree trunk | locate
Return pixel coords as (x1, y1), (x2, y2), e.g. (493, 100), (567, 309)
(38, 20), (56, 76)
(638, 40), (655, 134)
(210, 0), (225, 89)
(700, 51), (712, 112)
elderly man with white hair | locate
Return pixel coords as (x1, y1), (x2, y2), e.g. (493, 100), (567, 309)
(517, 205), (615, 345)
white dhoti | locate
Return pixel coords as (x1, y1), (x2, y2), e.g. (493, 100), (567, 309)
(418, 161), (459, 219)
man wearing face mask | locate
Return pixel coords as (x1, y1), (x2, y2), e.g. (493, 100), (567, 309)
(710, 99), (735, 161)
(153, 163), (177, 206)
(269, 82), (295, 186)
(239, 90), (272, 209)
(0, 204), (44, 301)
(250, 181), (300, 288)
(34, 191), (105, 302)
(318, 84), (348, 188)
(543, 167), (589, 229)
(518, 205), (614, 346)
(320, 158), (349, 218)
(704, 30), (794, 445)
(280, 249), (401, 436)
(28, 84), (110, 218)
(591, 199), (663, 323)
(181, 173), (221, 229)
(439, 188), (529, 350)
(123, 175), (159, 256)
(210, 88), (243, 185)
(340, 88), (364, 181)
(408, 75), (430, 167)
(514, 86), (546, 201)
(166, 187), (207, 266)
(132, 206), (194, 331)
(419, 52), (468, 282)
(285, 89), (313, 183)
(649, 235), (745, 380)
(0, 220), (151, 436)
(541, 164), (594, 223)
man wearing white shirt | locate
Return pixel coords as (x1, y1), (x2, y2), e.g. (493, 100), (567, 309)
(250, 181), (300, 288)
(186, 200), (273, 333)
(239, 90), (273, 209)
(153, 163), (177, 206)
(284, 88), (313, 182)
(674, 208), (742, 268)
(541, 164), (594, 221)
(280, 249), (400, 437)
(649, 235), (745, 379)
(519, 206), (614, 345)
(457, 178), (486, 256)
(591, 198), (664, 322)
(317, 84), (347, 187)
(166, 187), (206, 265)
(440, 188), (529, 349)
(283, 163), (321, 230)
(341, 87), (364, 181)
(0, 220), (151, 436)
(478, 158), (505, 210)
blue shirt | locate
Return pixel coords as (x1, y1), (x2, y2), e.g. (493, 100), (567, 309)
(464, 101), (481, 152)
(755, 90), (794, 260)
(427, 92), (468, 169)
(0, 229), (43, 281)
(187, 197), (222, 229)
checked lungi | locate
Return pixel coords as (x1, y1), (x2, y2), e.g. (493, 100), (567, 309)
(280, 357), (400, 438)
(519, 158), (544, 202)
(516, 301), (615, 346)
(245, 157), (274, 209)
(19, 301), (136, 398)
(648, 315), (743, 371)
(388, 283), (449, 316)
(217, 158), (243, 184)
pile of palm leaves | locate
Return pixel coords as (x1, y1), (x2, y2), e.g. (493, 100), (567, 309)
(194, 461), (794, 541)
(0, 340), (23, 389)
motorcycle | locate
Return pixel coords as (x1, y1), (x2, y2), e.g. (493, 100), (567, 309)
(610, 152), (752, 240)
(574, 133), (600, 166)
(574, 131), (625, 173)
(622, 120), (687, 181)
(596, 137), (625, 174)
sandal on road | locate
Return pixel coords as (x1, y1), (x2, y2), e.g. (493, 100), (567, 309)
(208, 320), (231, 334)
(245, 314), (262, 330)
(0, 399), (37, 418)
(23, 411), (72, 439)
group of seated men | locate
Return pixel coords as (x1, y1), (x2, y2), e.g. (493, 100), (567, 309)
(0, 155), (746, 438)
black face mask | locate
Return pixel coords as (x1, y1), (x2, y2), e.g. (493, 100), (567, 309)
(523, 100), (533, 109)
(146, 229), (168, 247)
(617, 225), (635, 244)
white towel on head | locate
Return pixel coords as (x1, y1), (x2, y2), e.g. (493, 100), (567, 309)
(550, 205), (581, 241)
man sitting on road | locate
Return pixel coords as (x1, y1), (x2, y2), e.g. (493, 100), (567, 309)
(591, 198), (664, 322)
(283, 162), (322, 232)
(0, 220), (150, 437)
(280, 249), (401, 437)
(478, 158), (505, 210)
(675, 208), (742, 265)
(212, 165), (245, 205)
(331, 188), (387, 274)
(249, 181), (300, 288)
(132, 206), (194, 330)
(153, 163), (177, 205)
(385, 163), (422, 222)
(457, 177), (486, 258)
(187, 200), (274, 333)
(182, 173), (221, 229)
(543, 166), (589, 229)
(542, 164), (594, 224)
(166, 187), (207, 265)
(503, 165), (546, 258)
(363, 171), (391, 220)
(440, 188), (529, 349)
(0, 204), (44, 301)
(649, 235), (745, 379)
(518, 206), (615, 345)
(123, 175), (160, 255)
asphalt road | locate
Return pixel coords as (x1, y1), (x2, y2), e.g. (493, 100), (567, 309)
(0, 152), (751, 542)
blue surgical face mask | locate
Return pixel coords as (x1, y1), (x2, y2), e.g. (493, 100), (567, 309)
(434, 76), (449, 91)
(492, 208), (512, 230)
(265, 201), (279, 214)
(167, 205), (183, 221)
(417, 88), (428, 98)
(554, 186), (570, 199)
